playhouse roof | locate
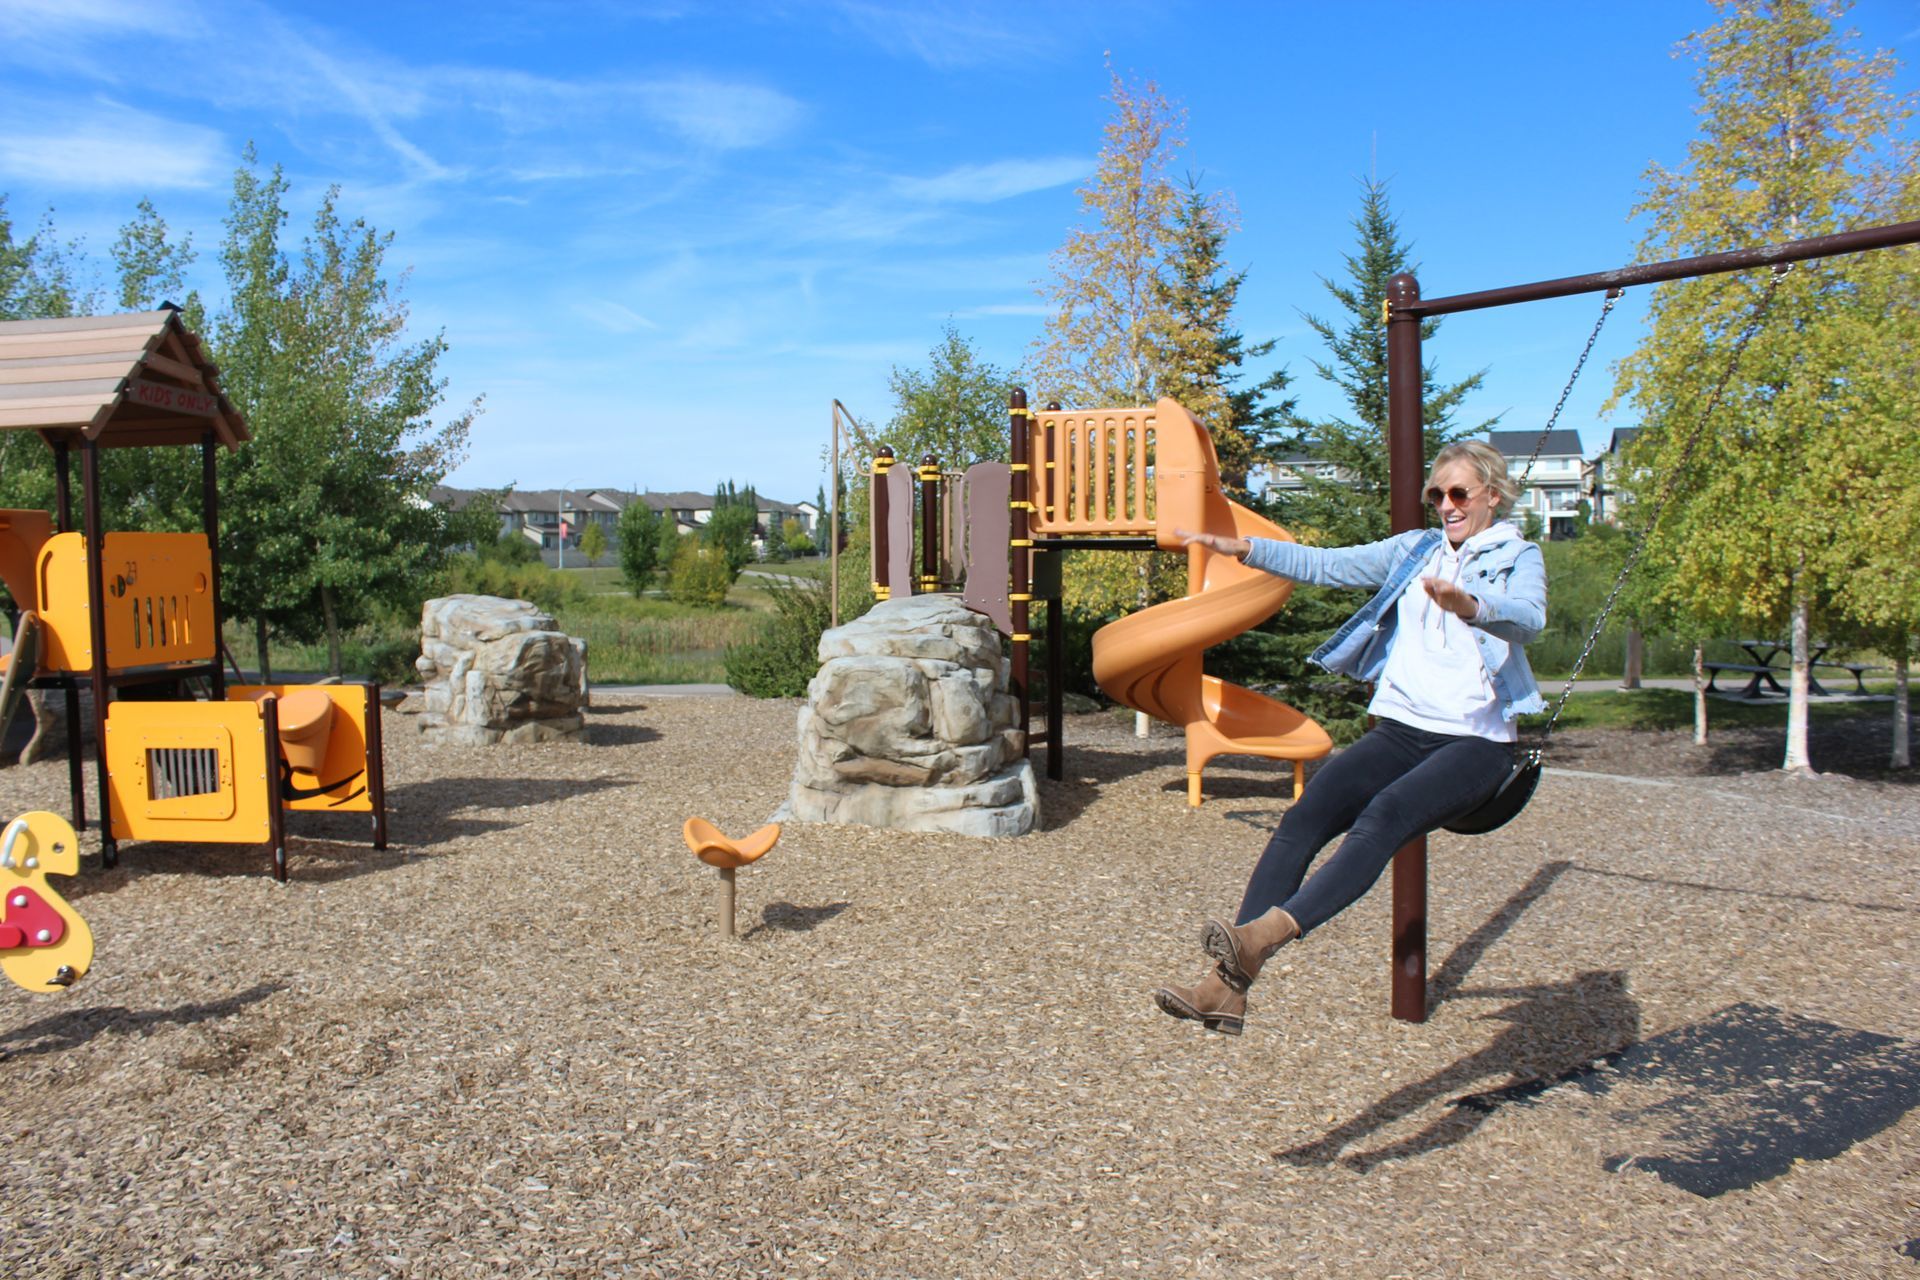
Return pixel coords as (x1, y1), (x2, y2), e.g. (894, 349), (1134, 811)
(0, 309), (250, 450)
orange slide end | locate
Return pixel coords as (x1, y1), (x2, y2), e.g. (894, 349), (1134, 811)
(1090, 400), (1332, 806)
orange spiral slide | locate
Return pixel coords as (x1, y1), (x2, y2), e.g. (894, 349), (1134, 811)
(1085, 400), (1331, 805)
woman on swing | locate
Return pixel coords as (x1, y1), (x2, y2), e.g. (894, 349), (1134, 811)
(1155, 439), (1547, 1035)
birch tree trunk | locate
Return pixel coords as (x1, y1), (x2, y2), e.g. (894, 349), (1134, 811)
(1692, 642), (1709, 746)
(1782, 563), (1812, 772)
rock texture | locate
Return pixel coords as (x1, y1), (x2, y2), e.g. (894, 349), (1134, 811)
(404, 595), (588, 745)
(784, 595), (1036, 837)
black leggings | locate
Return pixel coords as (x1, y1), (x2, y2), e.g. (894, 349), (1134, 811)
(1237, 718), (1514, 936)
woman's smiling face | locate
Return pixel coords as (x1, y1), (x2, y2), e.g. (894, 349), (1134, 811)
(1427, 460), (1498, 545)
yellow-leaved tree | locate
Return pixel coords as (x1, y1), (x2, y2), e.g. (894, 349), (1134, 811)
(1610, 0), (1916, 771)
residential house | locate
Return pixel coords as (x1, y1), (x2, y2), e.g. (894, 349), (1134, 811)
(1584, 427), (1641, 526)
(1254, 430), (1595, 540)
(1486, 429), (1586, 539)
(431, 486), (821, 558)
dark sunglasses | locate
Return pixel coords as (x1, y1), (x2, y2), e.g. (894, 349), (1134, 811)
(1424, 484), (1479, 507)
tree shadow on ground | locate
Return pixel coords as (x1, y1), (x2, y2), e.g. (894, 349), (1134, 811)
(742, 900), (851, 938)
(0, 980), (283, 1061)
(383, 773), (640, 845)
(1548, 719), (1916, 785)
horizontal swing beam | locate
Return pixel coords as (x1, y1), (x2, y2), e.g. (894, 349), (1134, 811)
(1396, 218), (1920, 318)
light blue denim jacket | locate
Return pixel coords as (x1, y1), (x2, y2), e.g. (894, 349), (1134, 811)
(1244, 527), (1548, 721)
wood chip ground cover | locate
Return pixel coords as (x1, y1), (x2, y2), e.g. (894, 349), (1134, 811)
(1, 697), (1914, 1278)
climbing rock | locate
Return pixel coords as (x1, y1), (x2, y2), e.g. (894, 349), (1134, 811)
(408, 595), (589, 745)
(783, 595), (1036, 837)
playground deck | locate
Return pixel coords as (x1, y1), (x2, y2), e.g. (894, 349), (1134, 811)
(0, 696), (1914, 1278)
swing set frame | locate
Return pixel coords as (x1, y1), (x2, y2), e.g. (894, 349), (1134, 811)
(1381, 216), (1920, 1022)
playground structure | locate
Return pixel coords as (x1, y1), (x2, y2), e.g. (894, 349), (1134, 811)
(0, 810), (91, 991)
(868, 395), (1332, 806)
(0, 310), (388, 882)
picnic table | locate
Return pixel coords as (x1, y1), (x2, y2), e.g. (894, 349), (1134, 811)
(1706, 639), (1877, 698)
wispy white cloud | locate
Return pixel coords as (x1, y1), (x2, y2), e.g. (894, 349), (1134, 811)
(943, 302), (1051, 319)
(0, 98), (225, 191)
(894, 157), (1090, 204)
(575, 299), (663, 333)
(827, 1), (1033, 69)
(630, 75), (805, 151)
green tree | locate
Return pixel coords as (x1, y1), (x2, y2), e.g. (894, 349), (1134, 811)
(0, 197), (88, 321)
(1270, 178), (1489, 549)
(111, 198), (200, 320)
(879, 322), (1010, 471)
(1610, 0), (1914, 772)
(577, 520), (608, 563)
(209, 148), (479, 678)
(703, 500), (756, 578)
(617, 498), (664, 595)
(1152, 178), (1294, 498)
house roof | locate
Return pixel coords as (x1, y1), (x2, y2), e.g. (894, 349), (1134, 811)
(1607, 427), (1641, 453)
(0, 310), (249, 450)
(1485, 429), (1584, 460)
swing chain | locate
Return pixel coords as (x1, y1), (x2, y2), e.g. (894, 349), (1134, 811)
(1513, 287), (1625, 492)
(1536, 264), (1792, 739)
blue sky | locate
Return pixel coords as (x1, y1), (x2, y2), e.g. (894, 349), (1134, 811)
(3, 1), (1917, 504)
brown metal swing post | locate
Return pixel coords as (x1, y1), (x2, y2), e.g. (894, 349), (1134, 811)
(1382, 216), (1920, 1024)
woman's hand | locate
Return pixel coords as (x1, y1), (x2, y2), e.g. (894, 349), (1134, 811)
(1422, 576), (1480, 621)
(1172, 529), (1251, 559)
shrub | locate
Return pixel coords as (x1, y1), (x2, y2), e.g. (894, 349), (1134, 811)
(439, 554), (581, 614)
(725, 576), (832, 697)
(668, 541), (734, 607)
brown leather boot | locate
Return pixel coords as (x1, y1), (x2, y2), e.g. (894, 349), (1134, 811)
(1153, 963), (1247, 1035)
(1202, 907), (1300, 987)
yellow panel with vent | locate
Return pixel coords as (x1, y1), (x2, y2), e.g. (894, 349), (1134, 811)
(35, 531), (216, 673)
(105, 700), (272, 843)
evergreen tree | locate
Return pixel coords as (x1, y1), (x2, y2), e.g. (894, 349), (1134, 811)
(1152, 178), (1294, 497)
(1270, 178), (1489, 548)
(1610, 0), (1915, 771)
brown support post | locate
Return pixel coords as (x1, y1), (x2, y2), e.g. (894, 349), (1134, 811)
(1046, 589), (1063, 781)
(1009, 390), (1031, 760)
(262, 695), (288, 881)
(919, 454), (941, 593)
(54, 441), (85, 830)
(202, 431), (225, 699)
(54, 440), (73, 532)
(1386, 271), (1428, 1024)
(64, 685), (84, 831)
(81, 442), (115, 869)
(365, 682), (389, 850)
(870, 446), (893, 600)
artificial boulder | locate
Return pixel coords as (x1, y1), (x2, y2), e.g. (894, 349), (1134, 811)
(405, 595), (589, 745)
(784, 595), (1036, 837)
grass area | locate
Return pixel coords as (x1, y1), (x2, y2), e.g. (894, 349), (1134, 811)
(1522, 686), (1897, 733)
(228, 571), (786, 685)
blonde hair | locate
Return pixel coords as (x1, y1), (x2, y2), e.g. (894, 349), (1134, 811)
(1426, 439), (1518, 517)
